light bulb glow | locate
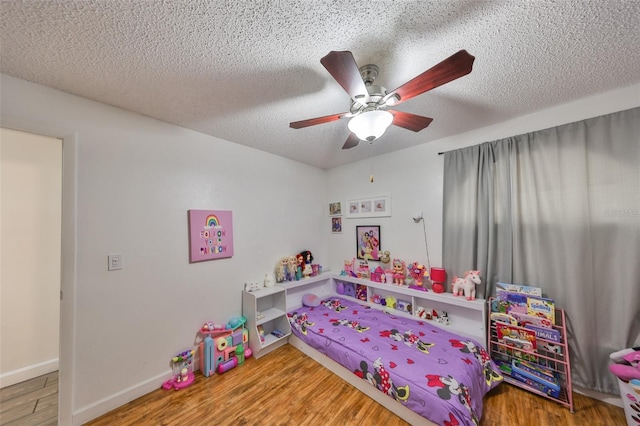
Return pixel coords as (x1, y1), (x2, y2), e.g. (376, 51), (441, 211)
(348, 110), (393, 141)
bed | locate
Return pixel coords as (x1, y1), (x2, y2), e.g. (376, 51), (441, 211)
(287, 296), (503, 426)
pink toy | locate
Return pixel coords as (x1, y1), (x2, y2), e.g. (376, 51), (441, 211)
(217, 356), (238, 374)
(392, 259), (406, 285)
(370, 266), (385, 283)
(610, 350), (640, 382)
(162, 349), (196, 390)
(343, 258), (357, 277)
(451, 270), (481, 300)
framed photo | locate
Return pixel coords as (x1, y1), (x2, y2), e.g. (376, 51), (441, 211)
(331, 216), (342, 233)
(188, 210), (234, 262)
(346, 194), (391, 218)
(356, 225), (381, 261)
(329, 202), (342, 216)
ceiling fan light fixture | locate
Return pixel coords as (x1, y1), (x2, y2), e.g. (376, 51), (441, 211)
(348, 110), (393, 141)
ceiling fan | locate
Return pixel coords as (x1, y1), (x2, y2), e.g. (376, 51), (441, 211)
(289, 50), (475, 149)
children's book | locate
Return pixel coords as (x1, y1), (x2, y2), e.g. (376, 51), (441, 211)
(525, 324), (561, 343)
(510, 311), (553, 329)
(496, 282), (542, 297)
(526, 296), (555, 324)
(496, 323), (537, 351)
(496, 291), (529, 314)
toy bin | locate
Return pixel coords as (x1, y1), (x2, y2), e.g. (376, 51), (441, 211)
(617, 378), (640, 425)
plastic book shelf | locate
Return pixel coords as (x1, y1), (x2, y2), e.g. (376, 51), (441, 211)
(488, 297), (574, 413)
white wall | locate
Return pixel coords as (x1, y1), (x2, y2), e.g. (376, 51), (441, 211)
(0, 74), (329, 424)
(325, 84), (640, 275)
(0, 128), (62, 386)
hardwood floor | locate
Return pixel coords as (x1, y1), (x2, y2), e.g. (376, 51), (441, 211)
(84, 344), (626, 426)
(0, 371), (58, 426)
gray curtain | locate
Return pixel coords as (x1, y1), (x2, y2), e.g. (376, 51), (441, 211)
(442, 107), (640, 394)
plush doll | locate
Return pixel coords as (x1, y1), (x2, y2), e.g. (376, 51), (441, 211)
(451, 270), (481, 300)
(380, 251), (391, 268)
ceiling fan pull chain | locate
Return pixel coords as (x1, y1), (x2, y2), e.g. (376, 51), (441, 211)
(369, 142), (374, 183)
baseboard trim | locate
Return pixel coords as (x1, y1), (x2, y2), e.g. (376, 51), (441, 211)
(72, 369), (170, 426)
(0, 358), (59, 388)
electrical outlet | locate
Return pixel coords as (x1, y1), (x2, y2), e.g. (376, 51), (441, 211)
(108, 254), (122, 271)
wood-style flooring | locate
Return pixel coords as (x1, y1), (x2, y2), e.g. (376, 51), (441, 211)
(85, 344), (626, 426)
(0, 371), (58, 426)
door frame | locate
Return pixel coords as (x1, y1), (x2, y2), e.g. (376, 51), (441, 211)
(1, 116), (76, 425)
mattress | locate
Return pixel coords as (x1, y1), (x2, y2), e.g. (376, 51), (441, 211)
(288, 297), (503, 426)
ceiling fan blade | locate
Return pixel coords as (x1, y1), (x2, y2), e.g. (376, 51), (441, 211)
(342, 133), (360, 150)
(289, 112), (349, 129)
(321, 51), (369, 104)
(390, 110), (434, 132)
(385, 50), (475, 105)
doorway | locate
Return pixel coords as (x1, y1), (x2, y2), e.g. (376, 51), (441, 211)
(0, 128), (61, 424)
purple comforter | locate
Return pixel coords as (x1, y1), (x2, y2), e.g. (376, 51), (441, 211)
(288, 297), (502, 426)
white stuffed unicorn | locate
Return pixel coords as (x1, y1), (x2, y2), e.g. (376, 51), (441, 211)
(451, 270), (481, 300)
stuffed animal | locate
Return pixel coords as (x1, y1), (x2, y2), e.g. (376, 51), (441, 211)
(451, 270), (481, 300)
(275, 257), (287, 282)
(380, 251), (391, 268)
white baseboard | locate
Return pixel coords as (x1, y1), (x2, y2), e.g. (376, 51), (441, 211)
(0, 358), (59, 388)
(72, 369), (170, 426)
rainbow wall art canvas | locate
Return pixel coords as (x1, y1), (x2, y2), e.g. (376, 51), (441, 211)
(188, 210), (234, 262)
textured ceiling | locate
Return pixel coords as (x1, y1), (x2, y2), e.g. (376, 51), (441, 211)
(1, 0), (639, 169)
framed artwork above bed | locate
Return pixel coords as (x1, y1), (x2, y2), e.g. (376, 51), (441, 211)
(356, 225), (381, 261)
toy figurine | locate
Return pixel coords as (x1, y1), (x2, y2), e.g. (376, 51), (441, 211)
(264, 273), (274, 288)
(286, 256), (298, 281)
(392, 259), (406, 285)
(451, 270), (481, 300)
(300, 250), (313, 278)
(275, 257), (287, 283)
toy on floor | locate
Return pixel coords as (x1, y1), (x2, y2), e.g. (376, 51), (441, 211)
(162, 349), (196, 390)
(198, 316), (249, 377)
(451, 270), (481, 300)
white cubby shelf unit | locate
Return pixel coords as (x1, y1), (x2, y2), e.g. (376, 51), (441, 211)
(242, 285), (291, 359)
(279, 272), (488, 345)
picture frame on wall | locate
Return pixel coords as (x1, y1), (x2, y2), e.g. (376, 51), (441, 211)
(346, 194), (391, 218)
(356, 225), (381, 261)
(331, 216), (342, 233)
(188, 209), (234, 262)
(329, 201), (342, 216)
